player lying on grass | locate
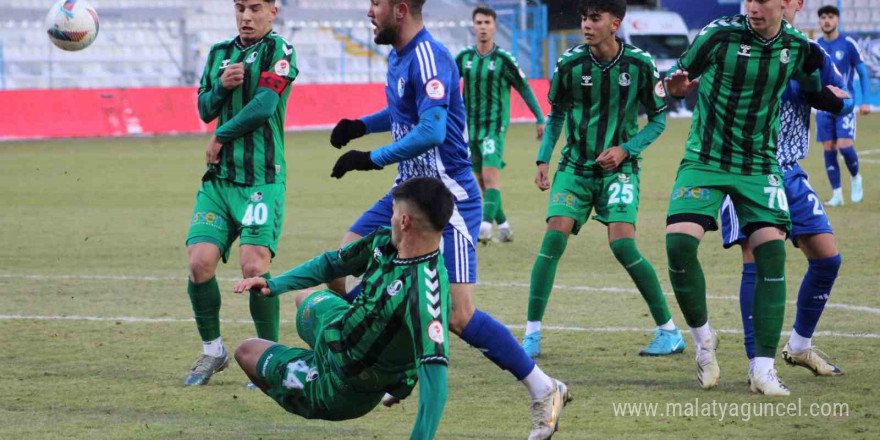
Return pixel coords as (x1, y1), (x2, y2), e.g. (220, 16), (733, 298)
(719, 0), (851, 381)
(233, 178), (454, 439)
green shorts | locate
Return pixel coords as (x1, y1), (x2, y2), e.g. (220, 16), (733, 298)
(186, 178), (285, 262)
(256, 291), (381, 421)
(666, 160), (790, 233)
(469, 133), (506, 172)
(546, 168), (641, 235)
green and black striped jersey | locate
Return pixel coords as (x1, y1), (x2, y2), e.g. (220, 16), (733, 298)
(455, 45), (534, 140)
(548, 40), (667, 177)
(198, 31), (297, 186)
(669, 15), (822, 175)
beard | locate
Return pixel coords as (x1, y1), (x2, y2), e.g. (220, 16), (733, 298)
(374, 21), (398, 45)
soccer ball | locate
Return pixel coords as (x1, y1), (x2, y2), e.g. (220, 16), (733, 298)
(45, 0), (99, 51)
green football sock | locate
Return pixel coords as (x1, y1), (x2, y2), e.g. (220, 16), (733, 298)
(666, 233), (707, 328)
(528, 230), (568, 321)
(752, 240), (787, 358)
(250, 272), (279, 342)
(188, 276), (221, 342)
(611, 238), (672, 326)
(495, 194), (507, 225)
(483, 188), (501, 223)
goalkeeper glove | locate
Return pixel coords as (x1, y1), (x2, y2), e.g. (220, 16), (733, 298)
(331, 150), (382, 179)
(330, 119), (367, 148)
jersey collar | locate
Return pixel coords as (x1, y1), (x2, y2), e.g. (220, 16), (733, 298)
(396, 27), (430, 56)
(474, 43), (497, 59)
(234, 30), (273, 51)
(588, 38), (625, 72)
(392, 249), (440, 266)
(745, 17), (785, 46)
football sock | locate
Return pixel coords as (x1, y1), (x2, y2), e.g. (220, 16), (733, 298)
(203, 337), (225, 357)
(525, 321), (541, 336)
(824, 150), (842, 190)
(788, 331), (812, 353)
(461, 309), (535, 381)
(483, 188), (502, 223)
(749, 357), (756, 374)
(343, 283), (363, 303)
(839, 146), (860, 177)
(754, 356), (775, 376)
(188, 276), (222, 343)
(792, 254), (841, 341)
(752, 240), (787, 359)
(658, 319), (676, 331)
(739, 262), (757, 360)
(528, 230), (568, 322)
(610, 238), (672, 327)
(250, 272), (279, 342)
(691, 322), (712, 348)
(495, 201), (507, 225)
(521, 365), (555, 400)
(666, 233), (707, 328)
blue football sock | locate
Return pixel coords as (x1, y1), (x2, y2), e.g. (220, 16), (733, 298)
(460, 309), (536, 380)
(824, 150), (842, 190)
(839, 146), (860, 177)
(793, 255), (841, 338)
(739, 262), (757, 360)
(342, 284), (363, 303)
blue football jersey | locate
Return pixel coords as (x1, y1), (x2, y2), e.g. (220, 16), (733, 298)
(384, 28), (473, 193)
(817, 34), (863, 93)
(777, 42), (847, 172)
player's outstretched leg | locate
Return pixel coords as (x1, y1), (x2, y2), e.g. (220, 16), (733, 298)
(524, 218), (572, 358)
(185, 243), (229, 386)
(748, 232), (790, 396)
(665, 226), (720, 390)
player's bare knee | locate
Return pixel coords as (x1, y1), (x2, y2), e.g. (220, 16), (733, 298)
(449, 303), (475, 334)
(294, 290), (312, 308)
(187, 258), (215, 283)
(327, 278), (347, 296)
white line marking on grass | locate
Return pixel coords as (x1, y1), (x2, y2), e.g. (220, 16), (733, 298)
(859, 149), (880, 155)
(3, 274), (879, 315)
(1, 314), (877, 339)
(861, 158), (880, 164)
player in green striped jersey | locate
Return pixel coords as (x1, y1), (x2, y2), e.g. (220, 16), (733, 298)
(232, 178), (453, 439)
(523, 0), (683, 359)
(184, 0), (298, 387)
(663, 0), (835, 395)
(455, 5), (546, 243)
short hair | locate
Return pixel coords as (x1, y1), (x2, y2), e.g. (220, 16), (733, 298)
(392, 177), (453, 233)
(818, 5), (839, 17)
(579, 0), (627, 20)
(473, 4), (496, 21)
(392, 0), (426, 16)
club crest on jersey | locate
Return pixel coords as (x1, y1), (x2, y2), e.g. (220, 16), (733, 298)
(780, 48), (791, 64)
(274, 59), (290, 76)
(768, 175), (781, 187)
(488, 60), (496, 71)
(738, 44), (751, 57)
(386, 279), (403, 297)
(373, 247), (383, 260)
(397, 77), (406, 98)
(654, 80), (667, 98)
(246, 51), (258, 64)
(618, 72), (631, 87)
(581, 75), (593, 86)
(425, 78), (446, 100)
(836, 50), (845, 60)
(250, 192), (263, 203)
(428, 320), (444, 344)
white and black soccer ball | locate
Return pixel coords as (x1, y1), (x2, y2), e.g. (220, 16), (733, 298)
(45, 0), (99, 51)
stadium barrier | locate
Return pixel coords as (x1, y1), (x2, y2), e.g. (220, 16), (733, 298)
(0, 80), (551, 141)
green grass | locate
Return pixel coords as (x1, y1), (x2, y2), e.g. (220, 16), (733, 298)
(1, 118), (878, 439)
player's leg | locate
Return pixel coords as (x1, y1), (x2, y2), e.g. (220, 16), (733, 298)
(478, 135), (509, 243)
(184, 180), (238, 386)
(596, 172), (682, 356)
(836, 115), (862, 203)
(719, 196), (757, 368)
(328, 193), (394, 300)
(240, 245), (277, 342)
(234, 338), (277, 390)
(817, 111), (844, 205)
(524, 169), (591, 358)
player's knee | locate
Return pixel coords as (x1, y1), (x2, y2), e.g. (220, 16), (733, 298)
(240, 262), (266, 279)
(234, 339), (262, 369)
(187, 258), (216, 283)
(449, 304), (475, 334)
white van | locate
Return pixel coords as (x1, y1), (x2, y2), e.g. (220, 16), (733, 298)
(618, 10), (690, 74)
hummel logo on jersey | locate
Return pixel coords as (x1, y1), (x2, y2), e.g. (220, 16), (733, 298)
(220, 59), (231, 70)
(465, 60), (473, 69)
(581, 75), (593, 86)
(386, 279), (403, 297)
(619, 72), (631, 87)
(738, 44), (751, 57)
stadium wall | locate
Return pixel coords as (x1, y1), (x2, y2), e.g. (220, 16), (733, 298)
(0, 80), (551, 141)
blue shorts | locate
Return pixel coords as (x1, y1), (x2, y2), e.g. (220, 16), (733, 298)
(816, 110), (856, 142)
(350, 179), (482, 284)
(720, 165), (833, 248)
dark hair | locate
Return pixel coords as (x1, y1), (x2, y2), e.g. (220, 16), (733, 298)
(579, 0), (626, 20)
(473, 4), (496, 21)
(393, 0), (426, 16)
(818, 5), (839, 17)
(392, 177), (454, 233)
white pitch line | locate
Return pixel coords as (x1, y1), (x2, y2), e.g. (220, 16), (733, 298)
(3, 274), (880, 315)
(1, 314), (877, 339)
(858, 149), (880, 156)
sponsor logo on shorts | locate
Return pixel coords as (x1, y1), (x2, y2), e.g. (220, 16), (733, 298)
(671, 186), (711, 200)
(191, 211), (227, 229)
(551, 192), (578, 208)
(768, 175), (781, 187)
(386, 279), (403, 297)
(428, 320), (445, 344)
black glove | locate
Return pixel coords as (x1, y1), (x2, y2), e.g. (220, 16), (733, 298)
(331, 150), (382, 179)
(330, 119), (367, 148)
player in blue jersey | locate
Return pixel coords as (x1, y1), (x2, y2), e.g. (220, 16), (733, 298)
(718, 0), (852, 395)
(816, 5), (870, 206)
(324, 1), (568, 438)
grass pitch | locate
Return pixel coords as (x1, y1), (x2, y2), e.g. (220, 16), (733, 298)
(1, 118), (878, 439)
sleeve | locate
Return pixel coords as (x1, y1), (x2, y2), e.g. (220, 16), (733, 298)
(361, 107), (392, 134)
(454, 50), (465, 76)
(639, 57), (668, 116)
(409, 363), (448, 440)
(847, 36), (864, 65)
(504, 55), (546, 124)
(258, 38), (299, 97)
(670, 21), (723, 80)
(793, 43), (824, 94)
(817, 49), (855, 115)
(369, 106), (447, 167)
(197, 46), (229, 123)
(621, 111), (666, 155)
(413, 42), (455, 114)
(536, 109), (565, 164)
(266, 230), (380, 295)
(405, 262), (449, 367)
(547, 57), (573, 112)
(849, 37), (871, 99)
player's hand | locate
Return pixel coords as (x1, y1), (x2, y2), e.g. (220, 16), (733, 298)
(826, 85), (851, 100)
(330, 119), (367, 148)
(536, 123), (545, 140)
(664, 71), (699, 98)
(860, 104), (871, 116)
(534, 162), (551, 191)
(220, 63), (245, 90)
(233, 277), (272, 296)
(596, 146), (628, 170)
(206, 135), (223, 164)
(331, 150), (383, 179)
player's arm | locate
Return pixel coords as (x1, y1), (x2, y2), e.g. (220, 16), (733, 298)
(535, 57), (571, 166)
(621, 60), (668, 157)
(814, 44), (855, 115)
(848, 37), (872, 114)
(664, 21), (723, 98)
(197, 48), (232, 123)
(504, 57), (546, 125)
(798, 43), (846, 114)
(536, 107), (564, 165)
(409, 363), (448, 440)
(330, 108), (391, 149)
